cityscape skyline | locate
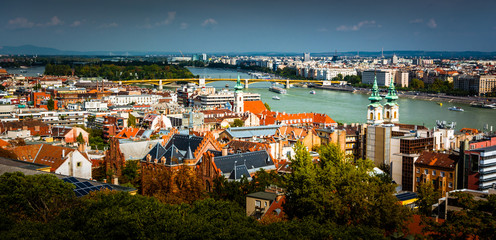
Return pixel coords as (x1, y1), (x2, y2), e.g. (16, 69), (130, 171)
(1, 0), (495, 53)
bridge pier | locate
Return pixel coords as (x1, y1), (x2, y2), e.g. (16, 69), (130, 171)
(244, 79), (249, 89)
(159, 79), (163, 91)
(199, 78), (205, 87)
(119, 81), (122, 86)
(285, 80), (290, 89)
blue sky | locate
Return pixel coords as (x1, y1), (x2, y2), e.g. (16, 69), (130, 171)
(1, 0), (495, 53)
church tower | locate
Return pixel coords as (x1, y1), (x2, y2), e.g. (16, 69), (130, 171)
(367, 75), (384, 124)
(233, 75), (244, 113)
(384, 77), (399, 123)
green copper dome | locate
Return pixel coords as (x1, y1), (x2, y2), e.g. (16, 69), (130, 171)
(385, 77), (398, 104)
(234, 75), (243, 92)
(368, 75), (382, 103)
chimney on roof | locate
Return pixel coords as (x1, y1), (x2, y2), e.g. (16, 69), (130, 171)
(222, 146), (228, 156)
(112, 176), (119, 185)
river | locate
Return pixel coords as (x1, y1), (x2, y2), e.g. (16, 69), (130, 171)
(187, 67), (496, 130)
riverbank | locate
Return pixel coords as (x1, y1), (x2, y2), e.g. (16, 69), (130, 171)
(315, 85), (495, 105)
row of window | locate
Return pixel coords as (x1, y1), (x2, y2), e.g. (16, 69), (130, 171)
(416, 168), (453, 178)
(416, 177), (453, 188)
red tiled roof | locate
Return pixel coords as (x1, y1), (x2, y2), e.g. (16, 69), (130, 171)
(4, 144), (76, 171)
(244, 101), (267, 115)
(416, 151), (457, 169)
(227, 140), (269, 152)
(0, 139), (10, 147)
(263, 195), (286, 220)
(276, 126), (309, 140)
(115, 127), (141, 139)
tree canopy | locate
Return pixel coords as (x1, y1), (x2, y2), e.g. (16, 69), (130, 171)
(284, 142), (411, 234)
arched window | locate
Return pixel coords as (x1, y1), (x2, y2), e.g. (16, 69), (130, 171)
(378, 112), (381, 120)
(394, 111), (397, 119)
(369, 112), (373, 120)
(386, 111), (390, 119)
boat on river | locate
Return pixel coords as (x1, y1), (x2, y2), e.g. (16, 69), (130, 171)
(269, 85), (287, 94)
(470, 102), (496, 109)
(448, 106), (464, 112)
(272, 96), (280, 100)
(309, 90), (316, 94)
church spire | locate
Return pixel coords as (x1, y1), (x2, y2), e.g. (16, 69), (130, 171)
(385, 75), (398, 105)
(234, 74), (243, 93)
(368, 74), (382, 104)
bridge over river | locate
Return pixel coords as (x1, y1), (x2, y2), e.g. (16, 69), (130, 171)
(117, 78), (340, 90)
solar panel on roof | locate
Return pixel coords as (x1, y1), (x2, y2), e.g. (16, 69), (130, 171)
(395, 192), (418, 201)
(74, 182), (86, 189)
(82, 182), (93, 188)
(75, 191), (84, 197)
(62, 177), (78, 183)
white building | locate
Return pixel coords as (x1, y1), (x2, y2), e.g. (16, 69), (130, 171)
(84, 101), (108, 111)
(195, 91), (261, 108)
(362, 70), (393, 86)
(104, 94), (162, 106)
(395, 71), (409, 88)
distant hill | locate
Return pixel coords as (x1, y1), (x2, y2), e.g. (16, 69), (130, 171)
(0, 45), (70, 55)
(1, 45), (495, 58)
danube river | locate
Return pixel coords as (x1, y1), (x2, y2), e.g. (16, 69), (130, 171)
(188, 67), (496, 130)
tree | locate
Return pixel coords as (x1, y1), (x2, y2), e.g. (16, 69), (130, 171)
(284, 142), (411, 235)
(416, 181), (441, 215)
(76, 133), (85, 145)
(128, 114), (136, 127)
(410, 78), (425, 90)
(422, 191), (496, 239)
(231, 119), (244, 127)
(0, 172), (75, 223)
(47, 98), (55, 111)
(264, 102), (271, 111)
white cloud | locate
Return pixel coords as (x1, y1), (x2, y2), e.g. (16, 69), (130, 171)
(7, 17), (34, 29)
(44, 16), (63, 27)
(427, 19), (437, 28)
(410, 19), (423, 24)
(157, 12), (176, 26)
(336, 20), (376, 31)
(98, 22), (118, 29)
(201, 18), (217, 27)
(71, 20), (81, 27)
(180, 22), (188, 29)
(317, 27), (328, 32)
(7, 16), (65, 29)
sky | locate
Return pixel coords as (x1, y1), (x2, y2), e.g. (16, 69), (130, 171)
(1, 0), (495, 53)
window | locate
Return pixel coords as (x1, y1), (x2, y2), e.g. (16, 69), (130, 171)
(424, 169), (428, 175)
(416, 168), (420, 173)
(416, 177), (420, 182)
(440, 172), (445, 177)
(255, 200), (261, 208)
(264, 202), (268, 207)
(448, 182), (453, 188)
(449, 173), (453, 178)
(77, 162), (81, 167)
(432, 170), (436, 176)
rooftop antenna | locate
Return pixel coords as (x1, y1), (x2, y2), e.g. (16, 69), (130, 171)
(381, 48), (384, 58)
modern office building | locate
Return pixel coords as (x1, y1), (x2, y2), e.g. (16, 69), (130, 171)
(362, 70), (393, 86)
(454, 75), (496, 96)
(104, 95), (162, 106)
